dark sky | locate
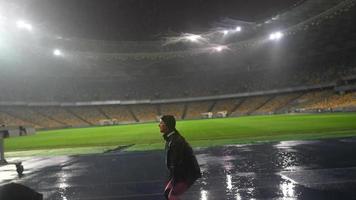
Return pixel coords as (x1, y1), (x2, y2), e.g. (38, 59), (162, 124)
(23, 0), (301, 41)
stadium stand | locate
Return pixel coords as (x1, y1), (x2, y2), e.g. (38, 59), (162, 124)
(130, 104), (159, 122)
(185, 101), (215, 119)
(302, 91), (356, 110)
(36, 107), (89, 128)
(291, 90), (335, 111)
(253, 92), (303, 114)
(160, 103), (185, 120)
(0, 110), (34, 127)
(100, 105), (136, 124)
(0, 88), (355, 129)
(211, 99), (243, 116)
(231, 96), (272, 116)
(67, 106), (108, 125)
(0, 107), (59, 129)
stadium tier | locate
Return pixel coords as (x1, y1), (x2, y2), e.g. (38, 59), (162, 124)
(160, 103), (185, 120)
(231, 96), (272, 116)
(253, 93), (303, 115)
(100, 106), (137, 123)
(0, 89), (355, 129)
(130, 104), (159, 122)
(185, 101), (215, 119)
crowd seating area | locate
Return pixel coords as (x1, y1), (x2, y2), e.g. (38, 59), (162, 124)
(291, 90), (334, 110)
(68, 107), (108, 125)
(254, 93), (302, 114)
(0, 107), (59, 129)
(159, 103), (185, 120)
(130, 104), (159, 122)
(1, 65), (354, 102)
(230, 96), (271, 116)
(0, 111), (35, 128)
(100, 106), (136, 123)
(1, 89), (356, 129)
(185, 101), (214, 119)
(301, 91), (356, 110)
(36, 107), (89, 127)
(211, 99), (241, 115)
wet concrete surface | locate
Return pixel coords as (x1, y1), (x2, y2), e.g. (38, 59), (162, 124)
(1, 137), (356, 199)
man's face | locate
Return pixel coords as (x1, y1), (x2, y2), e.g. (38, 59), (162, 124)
(159, 120), (168, 134)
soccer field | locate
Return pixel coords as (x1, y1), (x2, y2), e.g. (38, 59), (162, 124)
(5, 113), (356, 156)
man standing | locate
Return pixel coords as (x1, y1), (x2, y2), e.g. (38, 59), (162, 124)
(159, 115), (201, 200)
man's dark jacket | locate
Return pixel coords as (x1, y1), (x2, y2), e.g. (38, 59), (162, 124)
(164, 130), (201, 184)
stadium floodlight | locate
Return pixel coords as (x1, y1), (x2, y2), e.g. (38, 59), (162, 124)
(235, 26), (241, 32)
(269, 31), (284, 41)
(213, 45), (228, 52)
(53, 49), (62, 56)
(185, 34), (202, 42)
(214, 46), (223, 52)
(16, 20), (33, 31)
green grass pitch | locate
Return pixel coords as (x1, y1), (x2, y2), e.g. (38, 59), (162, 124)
(5, 113), (356, 156)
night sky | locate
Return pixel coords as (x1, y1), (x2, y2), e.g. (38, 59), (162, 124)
(22, 0), (301, 41)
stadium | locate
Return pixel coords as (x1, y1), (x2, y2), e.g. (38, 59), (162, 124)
(1, 0), (356, 199)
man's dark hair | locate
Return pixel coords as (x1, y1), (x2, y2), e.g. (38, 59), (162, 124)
(160, 115), (176, 131)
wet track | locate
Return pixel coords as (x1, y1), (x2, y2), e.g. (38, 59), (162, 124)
(1, 137), (356, 199)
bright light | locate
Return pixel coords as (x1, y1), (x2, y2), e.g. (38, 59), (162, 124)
(223, 30), (229, 35)
(213, 45), (228, 52)
(186, 34), (202, 42)
(226, 174), (233, 190)
(164, 33), (207, 45)
(235, 26), (241, 32)
(269, 31), (284, 41)
(16, 20), (33, 31)
(53, 49), (62, 56)
(214, 46), (223, 52)
(200, 190), (208, 200)
(280, 181), (295, 197)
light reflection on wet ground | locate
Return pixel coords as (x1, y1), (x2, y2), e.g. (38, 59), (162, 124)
(1, 137), (356, 199)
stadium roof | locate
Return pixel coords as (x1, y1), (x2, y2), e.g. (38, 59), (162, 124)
(10, 0), (301, 41)
(1, 0), (355, 78)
